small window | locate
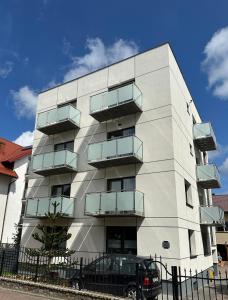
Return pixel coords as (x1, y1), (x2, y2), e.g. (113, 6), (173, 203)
(188, 230), (197, 258)
(107, 127), (135, 140)
(58, 99), (77, 108)
(186, 103), (190, 115)
(189, 144), (193, 156)
(192, 116), (197, 125)
(201, 226), (211, 256)
(108, 79), (135, 91)
(185, 179), (193, 207)
(51, 184), (71, 197)
(107, 177), (135, 192)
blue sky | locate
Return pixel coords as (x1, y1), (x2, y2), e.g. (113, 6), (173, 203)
(0, 0), (228, 193)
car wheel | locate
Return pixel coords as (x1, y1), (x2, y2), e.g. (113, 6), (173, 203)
(126, 286), (137, 299)
(71, 279), (81, 290)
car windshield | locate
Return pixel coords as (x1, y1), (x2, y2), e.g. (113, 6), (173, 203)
(144, 259), (158, 271)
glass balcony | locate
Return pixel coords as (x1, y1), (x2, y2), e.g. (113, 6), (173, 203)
(85, 190), (144, 217)
(200, 206), (224, 226)
(196, 164), (221, 189)
(193, 122), (216, 151)
(90, 83), (142, 122)
(88, 136), (143, 168)
(37, 105), (80, 135)
(25, 197), (74, 218)
(32, 150), (78, 176)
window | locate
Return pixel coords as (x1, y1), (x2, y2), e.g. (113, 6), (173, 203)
(186, 102), (190, 115)
(58, 99), (77, 108)
(51, 184), (71, 197)
(106, 226), (137, 254)
(107, 177), (135, 192)
(22, 180), (28, 199)
(108, 79), (135, 91)
(54, 141), (74, 152)
(189, 144), (193, 156)
(201, 226), (211, 256)
(192, 116), (197, 125)
(185, 179), (193, 207)
(107, 127), (135, 140)
(188, 230), (197, 258)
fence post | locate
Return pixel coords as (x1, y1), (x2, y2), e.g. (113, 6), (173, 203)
(34, 254), (40, 282)
(136, 262), (140, 300)
(79, 257), (83, 282)
(172, 266), (179, 300)
(0, 248), (5, 276)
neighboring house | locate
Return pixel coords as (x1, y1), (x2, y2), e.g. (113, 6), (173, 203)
(21, 43), (223, 273)
(213, 194), (228, 261)
(0, 138), (31, 244)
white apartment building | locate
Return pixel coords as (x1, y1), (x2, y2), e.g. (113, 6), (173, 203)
(21, 43), (224, 273)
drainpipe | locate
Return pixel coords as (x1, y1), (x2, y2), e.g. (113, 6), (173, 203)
(0, 177), (17, 243)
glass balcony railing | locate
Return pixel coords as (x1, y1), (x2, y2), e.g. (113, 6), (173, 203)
(88, 136), (143, 168)
(25, 197), (74, 218)
(32, 150), (78, 176)
(193, 122), (216, 151)
(196, 164), (221, 189)
(85, 190), (144, 217)
(90, 83), (142, 122)
(200, 206), (224, 226)
(37, 105), (80, 135)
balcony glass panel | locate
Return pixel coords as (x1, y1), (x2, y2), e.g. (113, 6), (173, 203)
(37, 198), (49, 216)
(200, 206), (224, 226)
(25, 197), (74, 217)
(193, 123), (215, 140)
(197, 164), (220, 182)
(90, 83), (142, 113)
(100, 192), (116, 213)
(32, 150), (77, 172)
(37, 105), (80, 129)
(88, 136), (143, 163)
(26, 199), (38, 216)
(85, 191), (144, 216)
(85, 193), (100, 214)
(117, 191), (134, 211)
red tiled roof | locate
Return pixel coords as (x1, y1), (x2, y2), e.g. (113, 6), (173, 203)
(0, 137), (32, 178)
(213, 195), (228, 212)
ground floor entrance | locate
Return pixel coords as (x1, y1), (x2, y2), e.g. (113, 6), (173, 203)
(217, 244), (228, 261)
(106, 226), (137, 254)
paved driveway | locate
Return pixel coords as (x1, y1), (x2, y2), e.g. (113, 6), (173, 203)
(0, 288), (61, 300)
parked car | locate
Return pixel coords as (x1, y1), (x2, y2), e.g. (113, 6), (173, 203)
(70, 254), (161, 299)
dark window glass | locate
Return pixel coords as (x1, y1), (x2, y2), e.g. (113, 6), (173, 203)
(51, 184), (71, 197)
(107, 177), (135, 192)
(107, 127), (135, 140)
(54, 141), (74, 152)
(106, 226), (137, 254)
(201, 226), (211, 256)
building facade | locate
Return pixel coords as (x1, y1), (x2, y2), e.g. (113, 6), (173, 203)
(21, 43), (223, 272)
(213, 195), (228, 261)
(0, 138), (31, 244)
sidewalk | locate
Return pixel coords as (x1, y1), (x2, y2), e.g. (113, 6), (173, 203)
(0, 287), (61, 300)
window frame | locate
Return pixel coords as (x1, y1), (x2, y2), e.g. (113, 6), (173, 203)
(185, 179), (193, 208)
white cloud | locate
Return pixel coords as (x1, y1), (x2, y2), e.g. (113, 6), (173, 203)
(14, 130), (34, 147)
(0, 61), (13, 78)
(202, 27), (228, 100)
(11, 86), (38, 119)
(64, 38), (139, 82)
(219, 158), (228, 175)
(208, 143), (228, 160)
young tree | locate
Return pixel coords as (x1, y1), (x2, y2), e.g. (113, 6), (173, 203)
(27, 201), (74, 259)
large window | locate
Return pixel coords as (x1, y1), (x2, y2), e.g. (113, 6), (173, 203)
(188, 230), (197, 258)
(201, 226), (211, 256)
(51, 184), (71, 197)
(185, 179), (193, 207)
(107, 177), (135, 192)
(54, 140), (74, 152)
(107, 127), (135, 140)
(106, 226), (137, 254)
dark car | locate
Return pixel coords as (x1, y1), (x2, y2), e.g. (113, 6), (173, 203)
(70, 254), (161, 299)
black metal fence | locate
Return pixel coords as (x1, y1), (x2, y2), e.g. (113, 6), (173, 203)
(0, 244), (228, 299)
